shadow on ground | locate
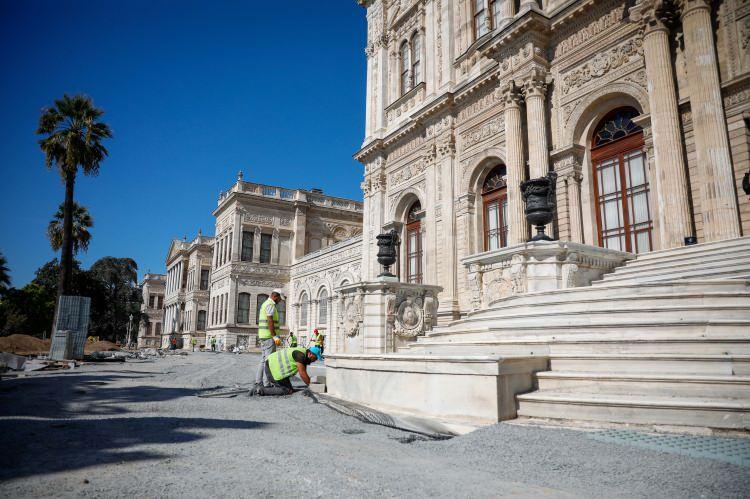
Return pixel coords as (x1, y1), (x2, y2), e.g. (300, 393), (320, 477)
(0, 374), (209, 418)
(0, 416), (269, 481)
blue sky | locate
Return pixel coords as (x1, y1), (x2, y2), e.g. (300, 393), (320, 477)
(0, 0), (367, 287)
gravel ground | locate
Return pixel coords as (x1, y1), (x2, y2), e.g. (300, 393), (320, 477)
(0, 352), (747, 498)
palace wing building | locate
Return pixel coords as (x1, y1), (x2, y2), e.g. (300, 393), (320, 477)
(322, 0), (750, 432)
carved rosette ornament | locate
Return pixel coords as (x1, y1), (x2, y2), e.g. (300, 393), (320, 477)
(393, 297), (424, 337)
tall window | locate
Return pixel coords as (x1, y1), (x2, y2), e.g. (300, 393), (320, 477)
(318, 289), (328, 324)
(490, 0), (503, 29)
(474, 0), (489, 39)
(406, 201), (423, 284)
(400, 41), (410, 95)
(237, 293), (250, 323)
(256, 294), (269, 324)
(197, 310), (206, 331)
(592, 107), (652, 254)
(411, 34), (422, 86)
(200, 269), (209, 290)
(299, 292), (309, 327)
(260, 234), (272, 263)
(277, 299), (286, 326)
(241, 231), (253, 261)
(149, 295), (155, 308)
(482, 165), (509, 251)
(155, 322), (162, 335)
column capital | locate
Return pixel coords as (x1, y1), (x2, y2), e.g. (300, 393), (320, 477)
(522, 69), (549, 99)
(678, 0), (711, 19)
(631, 0), (680, 35)
(503, 81), (524, 108)
(551, 144), (585, 175)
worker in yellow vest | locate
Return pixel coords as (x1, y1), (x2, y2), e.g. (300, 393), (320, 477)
(251, 346), (321, 396)
(254, 289), (285, 387)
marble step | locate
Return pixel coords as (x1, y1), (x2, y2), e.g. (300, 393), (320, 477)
(609, 248), (750, 276)
(549, 354), (750, 375)
(430, 306), (750, 333)
(462, 280), (750, 321)
(627, 236), (750, 262)
(452, 292), (750, 321)
(425, 320), (750, 341)
(594, 262), (750, 285)
(535, 371), (750, 398)
(407, 338), (750, 357)
(516, 391), (750, 429)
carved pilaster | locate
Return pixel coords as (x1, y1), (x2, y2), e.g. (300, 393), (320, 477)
(523, 69), (550, 179)
(552, 145), (585, 244)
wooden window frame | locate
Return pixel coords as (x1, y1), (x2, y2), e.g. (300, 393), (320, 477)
(591, 131), (652, 254)
(406, 218), (423, 284)
(482, 187), (508, 251)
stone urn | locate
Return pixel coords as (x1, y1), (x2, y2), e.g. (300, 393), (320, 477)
(376, 230), (400, 277)
(521, 171), (558, 241)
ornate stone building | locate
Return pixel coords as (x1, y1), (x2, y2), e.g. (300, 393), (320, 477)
(162, 234), (214, 348)
(205, 173), (363, 349)
(137, 273), (165, 348)
(323, 0), (750, 431)
(354, 0), (750, 321)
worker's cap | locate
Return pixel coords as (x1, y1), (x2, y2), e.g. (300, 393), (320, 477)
(309, 346), (322, 361)
(271, 288), (286, 300)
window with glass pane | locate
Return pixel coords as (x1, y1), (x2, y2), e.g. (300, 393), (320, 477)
(405, 201), (423, 283)
(411, 35), (421, 85)
(155, 322), (161, 335)
(200, 269), (209, 290)
(197, 310), (206, 331)
(260, 234), (272, 263)
(318, 289), (328, 324)
(592, 107), (651, 254)
(237, 293), (251, 324)
(474, 0), (488, 38)
(400, 42), (410, 95)
(149, 295), (155, 308)
(277, 299), (286, 326)
(299, 293), (309, 326)
(491, 0), (503, 29)
(241, 231), (253, 261)
(256, 294), (268, 324)
(482, 165), (508, 250)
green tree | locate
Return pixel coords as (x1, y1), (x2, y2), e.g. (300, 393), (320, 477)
(36, 94), (112, 297)
(0, 284), (56, 337)
(47, 202), (93, 254)
(0, 252), (10, 295)
(88, 257), (142, 340)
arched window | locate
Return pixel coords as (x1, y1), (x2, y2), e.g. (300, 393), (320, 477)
(482, 165), (509, 251)
(474, 0), (489, 39)
(237, 293), (250, 324)
(197, 310), (207, 331)
(400, 41), (410, 95)
(318, 289), (328, 324)
(256, 294), (269, 324)
(299, 292), (309, 327)
(406, 201), (423, 283)
(591, 107), (652, 253)
(411, 33), (422, 86)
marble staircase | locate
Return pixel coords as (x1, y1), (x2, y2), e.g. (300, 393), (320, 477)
(406, 237), (750, 429)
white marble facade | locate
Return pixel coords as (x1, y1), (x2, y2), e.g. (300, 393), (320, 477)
(137, 273), (165, 348)
(355, 0), (750, 322)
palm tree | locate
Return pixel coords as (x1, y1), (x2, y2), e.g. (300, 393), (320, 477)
(37, 94), (112, 296)
(47, 202), (93, 254)
(0, 252), (10, 295)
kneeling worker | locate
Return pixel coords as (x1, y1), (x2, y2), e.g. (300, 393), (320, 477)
(251, 346), (322, 396)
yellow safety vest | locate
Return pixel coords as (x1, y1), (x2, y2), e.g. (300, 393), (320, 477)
(257, 298), (278, 339)
(268, 347), (306, 381)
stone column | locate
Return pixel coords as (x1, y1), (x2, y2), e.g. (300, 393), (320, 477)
(497, 0), (516, 28)
(519, 0), (539, 13)
(231, 211), (241, 262)
(252, 227), (261, 263)
(504, 82), (527, 245)
(271, 228), (280, 265)
(566, 172), (584, 243)
(523, 71), (550, 179)
(552, 146), (585, 243)
(681, 0), (741, 241)
(640, 10), (693, 248)
(292, 205), (307, 260)
(437, 136), (459, 322)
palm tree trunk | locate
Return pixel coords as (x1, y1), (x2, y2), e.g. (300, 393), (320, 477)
(58, 172), (76, 296)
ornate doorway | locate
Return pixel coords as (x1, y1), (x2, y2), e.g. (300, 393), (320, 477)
(591, 107), (652, 254)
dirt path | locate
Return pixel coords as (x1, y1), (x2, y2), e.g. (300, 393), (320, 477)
(0, 353), (746, 498)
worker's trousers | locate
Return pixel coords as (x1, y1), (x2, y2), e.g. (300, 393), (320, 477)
(254, 338), (276, 387)
(255, 361), (293, 396)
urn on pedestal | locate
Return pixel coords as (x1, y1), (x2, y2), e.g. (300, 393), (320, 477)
(376, 230), (400, 278)
(521, 171), (558, 241)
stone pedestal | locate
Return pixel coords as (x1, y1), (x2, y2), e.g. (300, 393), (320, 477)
(337, 279), (442, 354)
(462, 241), (633, 310)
